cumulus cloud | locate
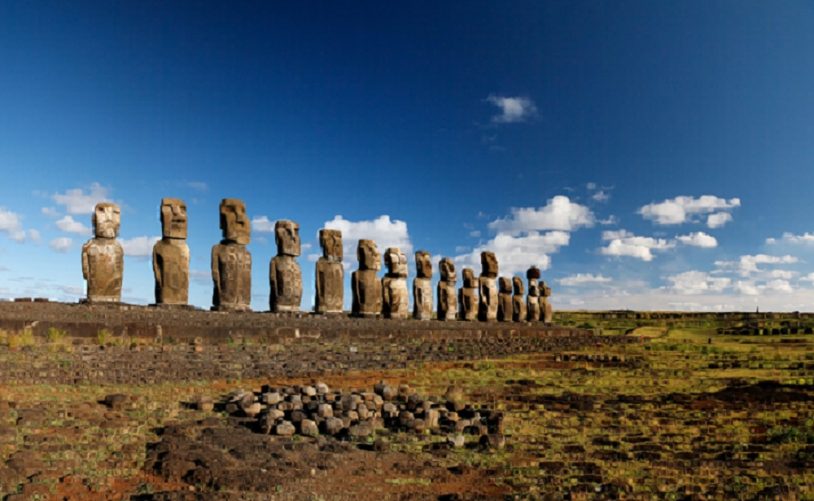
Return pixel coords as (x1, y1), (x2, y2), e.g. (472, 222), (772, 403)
(41, 207), (59, 217)
(487, 196), (594, 235)
(52, 182), (111, 215)
(0, 208), (30, 242)
(676, 231), (717, 248)
(559, 273), (612, 287)
(592, 190), (610, 203)
(324, 215), (412, 270)
(49, 237), (73, 253)
(766, 232), (814, 245)
(252, 216), (275, 233)
(56, 215), (91, 236)
(600, 230), (674, 262)
(454, 231), (569, 276)
(667, 271), (731, 295)
(121, 236), (160, 259)
(486, 95), (537, 123)
(707, 212), (733, 229)
(638, 195), (740, 226)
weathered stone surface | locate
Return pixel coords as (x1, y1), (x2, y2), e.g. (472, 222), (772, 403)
(382, 247), (409, 319)
(512, 276), (527, 322)
(437, 257), (457, 321)
(497, 277), (513, 322)
(351, 239), (382, 317)
(541, 282), (553, 324)
(459, 268), (478, 321)
(478, 252), (499, 322)
(82, 202), (124, 303)
(412, 250), (433, 320)
(269, 220), (302, 313)
(153, 198), (189, 306)
(314, 229), (343, 314)
(527, 266), (541, 322)
(212, 199), (251, 312)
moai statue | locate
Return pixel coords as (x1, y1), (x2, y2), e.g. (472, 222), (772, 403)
(269, 220), (302, 312)
(152, 198), (189, 306)
(478, 251), (499, 321)
(458, 268), (478, 321)
(382, 247), (409, 319)
(526, 266), (541, 321)
(413, 250), (433, 320)
(436, 257), (457, 321)
(540, 281), (554, 324)
(314, 229), (343, 314)
(497, 276), (513, 322)
(512, 276), (527, 322)
(211, 198), (251, 312)
(81, 202), (123, 303)
(351, 239), (382, 317)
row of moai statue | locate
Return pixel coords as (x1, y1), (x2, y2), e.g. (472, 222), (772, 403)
(80, 198), (553, 322)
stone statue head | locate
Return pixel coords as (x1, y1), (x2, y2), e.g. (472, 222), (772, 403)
(439, 257), (456, 282)
(274, 220), (300, 256)
(499, 277), (512, 293)
(384, 247), (408, 278)
(526, 266), (541, 281)
(357, 239), (381, 271)
(319, 229), (343, 261)
(513, 276), (525, 295)
(480, 251), (498, 278)
(160, 198), (187, 239)
(219, 198), (250, 245)
(92, 202), (121, 239)
(462, 268), (476, 287)
(415, 251), (432, 278)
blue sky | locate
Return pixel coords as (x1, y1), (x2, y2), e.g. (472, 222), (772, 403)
(1, 1), (814, 311)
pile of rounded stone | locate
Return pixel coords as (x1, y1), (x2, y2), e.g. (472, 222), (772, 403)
(214, 381), (505, 449)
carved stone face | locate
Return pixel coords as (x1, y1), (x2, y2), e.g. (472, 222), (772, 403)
(542, 283), (552, 297)
(357, 239), (381, 271)
(274, 220), (300, 256)
(499, 277), (512, 293)
(462, 268), (476, 287)
(415, 251), (432, 278)
(219, 198), (250, 245)
(384, 247), (408, 277)
(93, 202), (121, 239)
(439, 257), (456, 282)
(160, 198), (187, 239)
(513, 276), (525, 295)
(319, 229), (343, 260)
(480, 251), (498, 278)
(526, 266), (541, 280)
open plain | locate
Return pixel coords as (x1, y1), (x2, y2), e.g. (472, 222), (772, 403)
(0, 303), (812, 499)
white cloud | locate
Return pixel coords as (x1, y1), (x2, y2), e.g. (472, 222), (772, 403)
(638, 195), (740, 225)
(766, 232), (814, 245)
(486, 95), (537, 123)
(251, 216), (275, 233)
(707, 212), (733, 229)
(49, 237), (73, 253)
(667, 271), (731, 295)
(27, 229), (41, 242)
(487, 196), (594, 235)
(56, 215), (92, 236)
(765, 279), (793, 294)
(559, 273), (612, 287)
(324, 215), (412, 270)
(586, 182), (597, 190)
(469, 230), (481, 238)
(186, 181), (208, 192)
(736, 254), (797, 276)
(0, 208), (28, 242)
(676, 231), (717, 248)
(592, 190), (610, 203)
(41, 207), (59, 217)
(768, 269), (795, 280)
(121, 236), (160, 259)
(52, 182), (111, 215)
(454, 230), (569, 276)
(600, 230), (674, 262)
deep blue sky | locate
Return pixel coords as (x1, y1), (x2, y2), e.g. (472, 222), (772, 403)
(1, 1), (813, 310)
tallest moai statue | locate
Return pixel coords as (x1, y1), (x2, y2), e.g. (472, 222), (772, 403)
(478, 251), (499, 321)
(211, 198), (252, 312)
(82, 202), (124, 303)
(152, 198), (189, 306)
